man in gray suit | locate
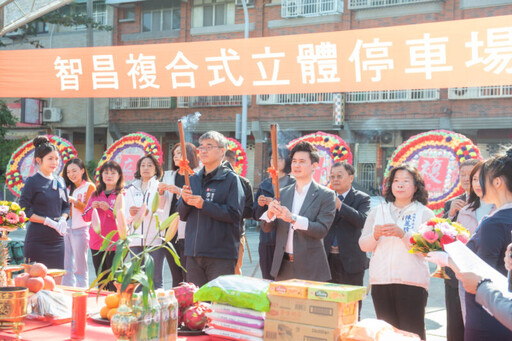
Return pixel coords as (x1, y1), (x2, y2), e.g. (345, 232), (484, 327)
(260, 141), (336, 281)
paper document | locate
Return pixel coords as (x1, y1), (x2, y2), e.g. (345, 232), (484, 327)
(444, 241), (508, 292)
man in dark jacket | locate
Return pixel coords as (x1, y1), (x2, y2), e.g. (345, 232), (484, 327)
(324, 161), (370, 286)
(178, 131), (245, 287)
(323, 161), (370, 317)
(224, 149), (253, 275)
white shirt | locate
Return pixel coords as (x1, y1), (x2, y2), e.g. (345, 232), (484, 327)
(260, 180), (312, 254)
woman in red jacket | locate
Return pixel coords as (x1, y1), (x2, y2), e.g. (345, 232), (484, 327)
(83, 161), (124, 291)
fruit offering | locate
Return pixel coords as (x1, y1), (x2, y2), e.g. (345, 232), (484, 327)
(14, 262), (56, 293)
(183, 302), (211, 331)
(99, 293), (121, 321)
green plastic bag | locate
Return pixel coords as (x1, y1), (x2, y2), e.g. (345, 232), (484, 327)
(193, 275), (270, 312)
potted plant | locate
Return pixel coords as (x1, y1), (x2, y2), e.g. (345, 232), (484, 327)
(89, 194), (181, 340)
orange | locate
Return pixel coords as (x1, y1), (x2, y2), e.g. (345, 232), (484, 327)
(107, 308), (118, 320)
(105, 293), (120, 309)
(100, 306), (109, 319)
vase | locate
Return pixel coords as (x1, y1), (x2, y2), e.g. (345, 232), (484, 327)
(431, 265), (450, 280)
(0, 231), (9, 287)
(110, 283), (140, 341)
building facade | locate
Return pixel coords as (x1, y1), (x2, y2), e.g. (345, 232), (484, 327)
(3, 0), (512, 190)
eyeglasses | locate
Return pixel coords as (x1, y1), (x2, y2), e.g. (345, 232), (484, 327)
(329, 175), (344, 180)
(198, 145), (222, 152)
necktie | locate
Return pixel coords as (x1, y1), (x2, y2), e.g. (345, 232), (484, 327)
(332, 194), (344, 249)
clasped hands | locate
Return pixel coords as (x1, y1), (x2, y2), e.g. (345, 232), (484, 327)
(91, 200), (110, 212)
(158, 183), (182, 196)
(373, 224), (405, 240)
(267, 200), (294, 223)
(181, 185), (204, 209)
(44, 216), (67, 236)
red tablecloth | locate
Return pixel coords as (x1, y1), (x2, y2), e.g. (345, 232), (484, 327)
(0, 319), (212, 341)
(0, 286), (212, 341)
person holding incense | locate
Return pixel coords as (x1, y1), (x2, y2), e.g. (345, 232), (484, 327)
(159, 142), (199, 287)
(124, 154), (168, 289)
(260, 141), (336, 281)
(177, 131), (245, 287)
(253, 146), (294, 280)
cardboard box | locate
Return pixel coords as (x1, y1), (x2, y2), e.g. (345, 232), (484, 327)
(307, 282), (366, 303)
(264, 318), (339, 341)
(269, 279), (366, 303)
(267, 295), (357, 328)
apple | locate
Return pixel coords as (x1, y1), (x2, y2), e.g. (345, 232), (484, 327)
(14, 273), (29, 287)
(26, 277), (45, 293)
(29, 263), (48, 278)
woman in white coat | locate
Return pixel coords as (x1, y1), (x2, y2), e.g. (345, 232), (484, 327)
(359, 164), (434, 340)
(125, 154), (167, 289)
(159, 142), (199, 286)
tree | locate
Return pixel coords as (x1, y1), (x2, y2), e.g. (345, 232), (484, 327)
(0, 101), (21, 184)
(1, 3), (112, 48)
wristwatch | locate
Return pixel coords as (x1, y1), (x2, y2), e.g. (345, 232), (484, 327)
(476, 278), (492, 291)
(291, 214), (297, 224)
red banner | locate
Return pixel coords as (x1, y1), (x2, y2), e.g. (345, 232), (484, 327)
(1, 15), (512, 98)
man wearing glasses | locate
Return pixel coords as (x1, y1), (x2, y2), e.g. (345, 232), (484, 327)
(178, 131), (245, 287)
(323, 162), (370, 316)
(260, 141), (336, 281)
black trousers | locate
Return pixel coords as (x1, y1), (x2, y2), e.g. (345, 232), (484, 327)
(328, 253), (365, 318)
(186, 256), (236, 287)
(371, 284), (428, 340)
(258, 242), (275, 280)
(165, 238), (187, 287)
(91, 249), (116, 292)
(444, 277), (464, 341)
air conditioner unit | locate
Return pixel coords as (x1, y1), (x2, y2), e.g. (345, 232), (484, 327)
(451, 87), (471, 99)
(43, 108), (62, 123)
(235, 0), (254, 6)
(257, 94), (276, 105)
(380, 132), (396, 147)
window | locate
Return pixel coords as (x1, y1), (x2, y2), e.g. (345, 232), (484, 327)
(61, 2), (108, 29)
(120, 7), (135, 21)
(281, 0), (343, 18)
(34, 21), (49, 34)
(192, 0), (235, 28)
(142, 0), (181, 32)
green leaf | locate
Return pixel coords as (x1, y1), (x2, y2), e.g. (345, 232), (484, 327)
(99, 230), (118, 252)
(144, 253), (154, 290)
(163, 244), (183, 270)
(121, 260), (137, 293)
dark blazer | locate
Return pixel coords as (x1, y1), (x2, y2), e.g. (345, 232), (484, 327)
(442, 193), (466, 287)
(442, 193), (466, 220)
(323, 188), (370, 274)
(261, 181), (336, 281)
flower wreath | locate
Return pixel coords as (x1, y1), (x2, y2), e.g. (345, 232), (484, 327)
(225, 138), (248, 177)
(383, 130), (481, 216)
(95, 132), (163, 182)
(5, 135), (78, 197)
(287, 131), (353, 164)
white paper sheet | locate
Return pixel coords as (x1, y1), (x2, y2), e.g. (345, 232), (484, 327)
(444, 241), (508, 292)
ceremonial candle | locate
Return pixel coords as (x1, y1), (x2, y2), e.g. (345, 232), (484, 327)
(71, 291), (87, 340)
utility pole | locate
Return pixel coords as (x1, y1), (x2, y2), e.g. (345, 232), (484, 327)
(85, 0), (94, 163)
(240, 0), (249, 150)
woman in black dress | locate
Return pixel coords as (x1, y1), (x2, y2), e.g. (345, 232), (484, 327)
(20, 136), (70, 269)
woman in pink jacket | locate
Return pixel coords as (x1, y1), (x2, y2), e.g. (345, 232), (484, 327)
(83, 161), (124, 291)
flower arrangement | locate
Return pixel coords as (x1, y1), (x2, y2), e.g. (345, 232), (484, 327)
(94, 132), (163, 183)
(0, 201), (27, 232)
(383, 130), (481, 216)
(5, 135), (77, 197)
(409, 217), (470, 255)
(226, 137), (248, 177)
(90, 193), (181, 306)
(287, 131), (353, 165)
